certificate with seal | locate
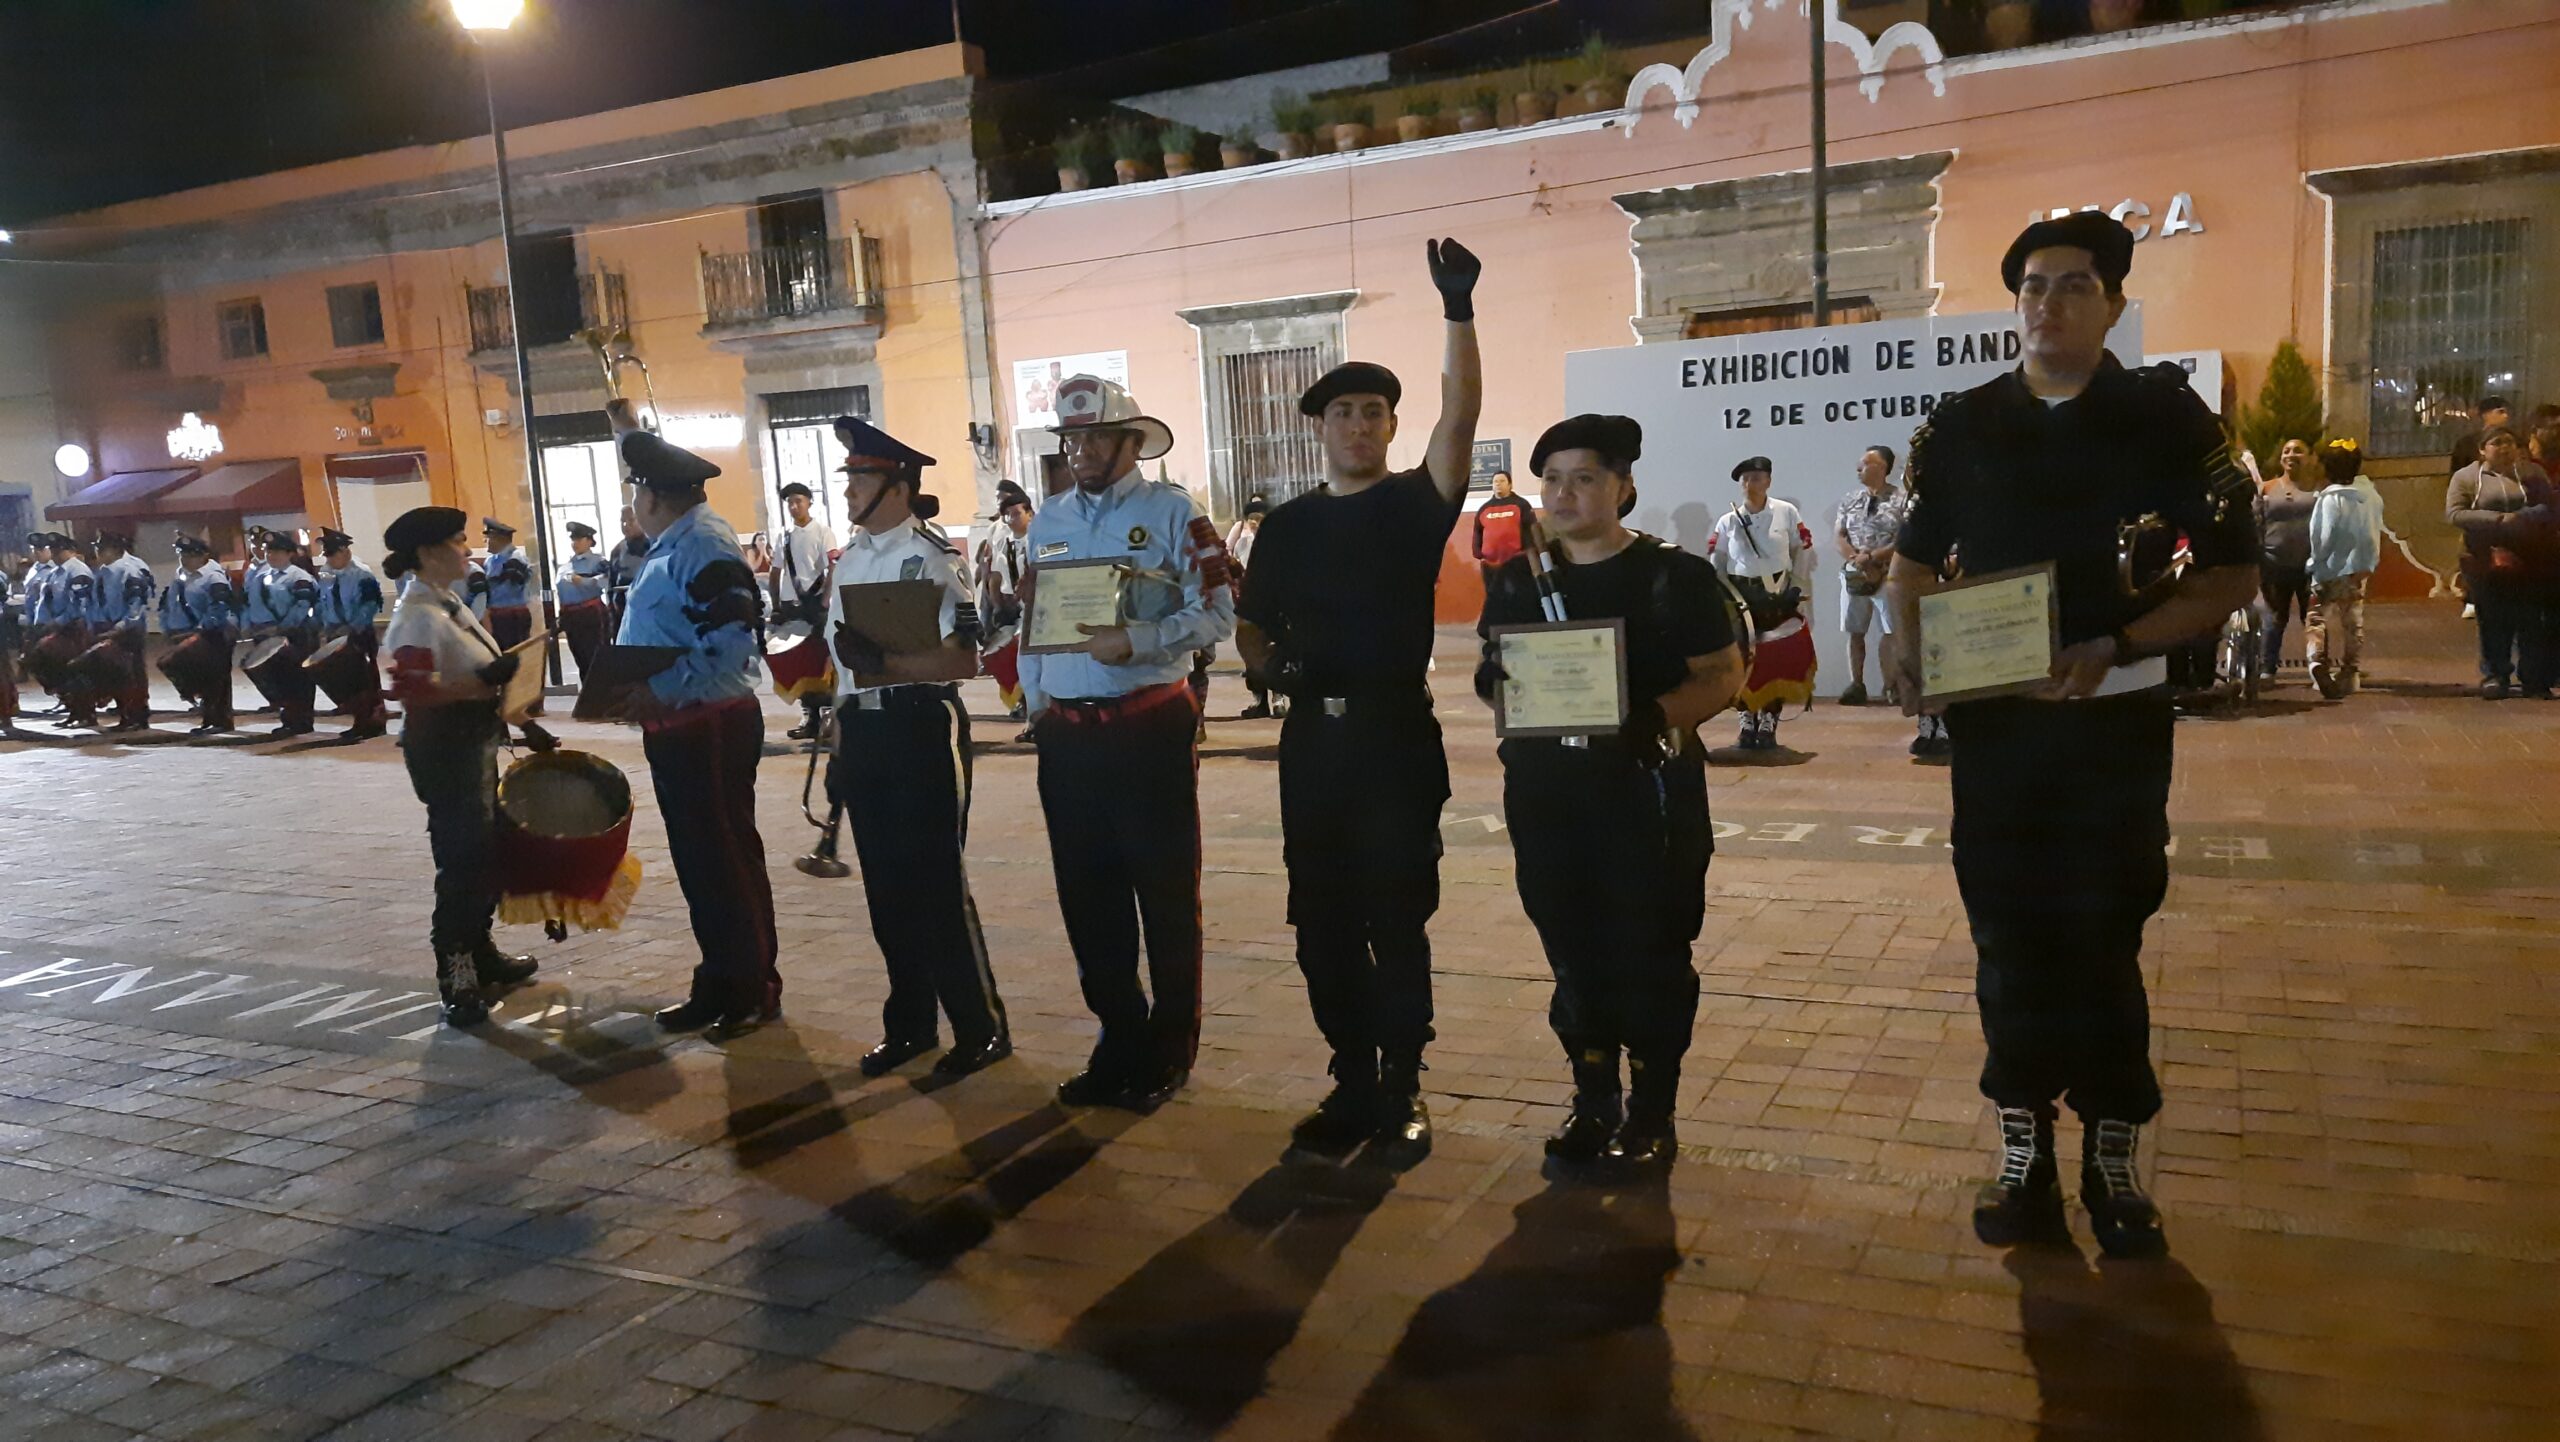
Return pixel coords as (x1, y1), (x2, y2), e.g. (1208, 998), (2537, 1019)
(1023, 557), (1126, 655)
(1489, 619), (1628, 738)
(1918, 562), (2058, 703)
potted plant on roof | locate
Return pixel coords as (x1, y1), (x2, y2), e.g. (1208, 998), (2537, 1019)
(1331, 100), (1374, 153)
(1984, 0), (2036, 49)
(2090, 0), (2146, 31)
(1218, 130), (1258, 169)
(1267, 95), (1316, 161)
(1108, 121), (1154, 185)
(1456, 86), (1500, 133)
(1515, 63), (1558, 126)
(1161, 122), (1200, 178)
(1054, 126), (1096, 192)
(1396, 92), (1442, 144)
(1573, 34), (1624, 115)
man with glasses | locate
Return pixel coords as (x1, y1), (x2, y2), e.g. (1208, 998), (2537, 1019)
(1887, 212), (2258, 1258)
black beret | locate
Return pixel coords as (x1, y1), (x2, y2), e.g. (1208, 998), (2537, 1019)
(1299, 361), (1402, 418)
(2002, 211), (2136, 294)
(621, 430), (723, 490)
(1530, 414), (1643, 477)
(776, 482), (813, 502)
(382, 507), (468, 579)
(1731, 456), (1773, 480)
(833, 416), (935, 471)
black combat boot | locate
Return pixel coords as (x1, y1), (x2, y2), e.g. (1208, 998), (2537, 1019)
(2082, 1118), (2167, 1258)
(1606, 1048), (1680, 1169)
(472, 940), (538, 990)
(1972, 1105), (2062, 1246)
(436, 950), (488, 1027)
(1373, 1050), (1431, 1159)
(1291, 1051), (1380, 1157)
(1545, 1042), (1621, 1165)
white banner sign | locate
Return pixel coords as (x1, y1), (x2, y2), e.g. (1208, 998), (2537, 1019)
(1013, 350), (1129, 427)
(1562, 306), (2143, 698)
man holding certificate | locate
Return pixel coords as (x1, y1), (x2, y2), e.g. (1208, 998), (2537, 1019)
(822, 419), (1012, 1081)
(1233, 238), (1483, 1161)
(1475, 415), (1744, 1171)
(1017, 376), (1236, 1112)
(1886, 212), (2258, 1258)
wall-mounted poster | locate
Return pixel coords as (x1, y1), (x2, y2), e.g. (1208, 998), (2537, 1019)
(1013, 350), (1130, 427)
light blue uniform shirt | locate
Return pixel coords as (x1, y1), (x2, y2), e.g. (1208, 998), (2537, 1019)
(241, 563), (318, 632)
(35, 558), (92, 628)
(615, 502), (759, 708)
(1016, 470), (1235, 713)
(483, 545), (532, 609)
(161, 563), (234, 635)
(18, 560), (48, 624)
(556, 549), (610, 607)
(2307, 483), (2381, 587)
(90, 554), (154, 634)
(319, 561), (384, 633)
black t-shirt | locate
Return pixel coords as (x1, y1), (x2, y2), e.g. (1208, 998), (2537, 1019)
(1237, 467), (1462, 695)
(1478, 534), (1740, 705)
(1897, 357), (2258, 645)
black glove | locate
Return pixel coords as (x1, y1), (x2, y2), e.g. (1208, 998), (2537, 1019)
(768, 598), (802, 628)
(1473, 656), (1507, 705)
(833, 626), (885, 676)
(519, 720), (559, 754)
(1255, 645), (1310, 700)
(1427, 237), (1482, 323)
(475, 652), (521, 688)
(1617, 698), (1671, 767)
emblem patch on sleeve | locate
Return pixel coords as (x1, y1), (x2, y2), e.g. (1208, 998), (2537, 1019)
(1127, 525), (1149, 548)
(900, 556), (926, 581)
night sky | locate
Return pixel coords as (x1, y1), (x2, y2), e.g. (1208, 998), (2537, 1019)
(0, 0), (1391, 224)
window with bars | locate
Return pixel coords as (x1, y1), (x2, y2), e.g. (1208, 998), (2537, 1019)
(1215, 345), (1331, 519)
(327, 283), (385, 348)
(2368, 217), (2531, 457)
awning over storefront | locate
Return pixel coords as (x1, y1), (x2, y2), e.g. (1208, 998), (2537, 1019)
(45, 467), (198, 520)
(148, 458), (304, 517)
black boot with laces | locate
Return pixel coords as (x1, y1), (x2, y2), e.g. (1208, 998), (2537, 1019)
(2082, 1118), (2167, 1258)
(1373, 1051), (1431, 1160)
(1972, 1105), (2061, 1245)
(1290, 1053), (1380, 1157)
(1545, 1044), (1621, 1165)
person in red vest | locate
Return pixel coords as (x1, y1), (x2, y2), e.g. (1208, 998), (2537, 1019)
(1473, 471), (1531, 583)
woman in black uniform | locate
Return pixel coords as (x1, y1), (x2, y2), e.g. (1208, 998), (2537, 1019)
(1476, 415), (1747, 1170)
(379, 507), (540, 1026)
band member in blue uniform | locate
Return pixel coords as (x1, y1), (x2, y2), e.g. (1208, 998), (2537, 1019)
(36, 534), (97, 725)
(1888, 212), (2259, 1257)
(316, 528), (390, 738)
(161, 535), (237, 734)
(606, 506), (649, 629)
(555, 520), (613, 679)
(84, 531), (156, 731)
(241, 531), (321, 737)
(822, 419), (1013, 1078)
(1017, 376), (1236, 1110)
(479, 517), (540, 716)
(381, 506), (541, 1026)
(1233, 238), (1482, 1158)
(615, 427), (782, 1036)
(1476, 415), (1745, 1170)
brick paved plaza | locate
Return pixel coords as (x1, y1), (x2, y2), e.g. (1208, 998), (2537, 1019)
(0, 605), (2552, 1441)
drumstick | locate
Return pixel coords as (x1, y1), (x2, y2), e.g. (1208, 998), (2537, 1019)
(1514, 505), (1590, 750)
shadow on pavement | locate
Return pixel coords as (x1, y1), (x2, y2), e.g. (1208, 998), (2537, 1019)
(2005, 1242), (2266, 1441)
(1327, 1171), (1695, 1442)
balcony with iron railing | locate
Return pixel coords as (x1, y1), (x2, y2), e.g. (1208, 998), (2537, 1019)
(699, 233), (886, 340)
(465, 271), (630, 355)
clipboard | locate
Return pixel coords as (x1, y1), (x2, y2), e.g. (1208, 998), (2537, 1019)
(498, 631), (552, 723)
(570, 643), (683, 721)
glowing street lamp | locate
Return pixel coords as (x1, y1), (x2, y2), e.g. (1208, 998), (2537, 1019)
(450, 0), (562, 685)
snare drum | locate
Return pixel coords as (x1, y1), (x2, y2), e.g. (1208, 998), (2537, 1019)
(69, 637), (136, 695)
(240, 635), (305, 706)
(495, 749), (643, 932)
(157, 631), (228, 703)
(765, 629), (835, 703)
(27, 629), (83, 693)
(302, 634), (373, 706)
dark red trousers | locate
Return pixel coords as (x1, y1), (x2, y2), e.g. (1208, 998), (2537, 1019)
(642, 697), (780, 1014)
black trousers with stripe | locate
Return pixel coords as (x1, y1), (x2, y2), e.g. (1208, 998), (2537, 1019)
(831, 686), (1008, 1047)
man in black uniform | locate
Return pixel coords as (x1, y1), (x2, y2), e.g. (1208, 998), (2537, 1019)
(1236, 237), (1482, 1158)
(1476, 415), (1745, 1170)
(1887, 212), (2258, 1257)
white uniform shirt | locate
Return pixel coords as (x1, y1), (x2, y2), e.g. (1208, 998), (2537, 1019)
(771, 518), (837, 641)
(382, 576), (504, 703)
(1707, 497), (1818, 591)
(825, 520), (972, 698)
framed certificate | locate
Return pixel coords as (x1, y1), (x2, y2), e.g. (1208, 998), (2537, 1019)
(1490, 620), (1628, 738)
(1918, 562), (2059, 704)
(1023, 557), (1126, 655)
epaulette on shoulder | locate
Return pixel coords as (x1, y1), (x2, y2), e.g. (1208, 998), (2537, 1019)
(914, 523), (958, 555)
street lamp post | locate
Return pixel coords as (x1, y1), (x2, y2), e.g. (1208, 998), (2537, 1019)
(453, 0), (563, 686)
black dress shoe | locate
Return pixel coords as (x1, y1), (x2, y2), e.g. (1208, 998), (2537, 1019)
(860, 1036), (939, 1077)
(1056, 1065), (1127, 1107)
(472, 946), (539, 989)
(654, 999), (725, 1032)
(1372, 1090), (1432, 1155)
(1289, 1082), (1380, 1157)
(933, 1034), (1013, 1077)
(785, 720), (820, 741)
(1119, 1066), (1189, 1112)
(1544, 1102), (1620, 1164)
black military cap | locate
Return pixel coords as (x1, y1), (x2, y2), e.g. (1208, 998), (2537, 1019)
(621, 430), (723, 490)
(94, 530), (134, 552)
(481, 516), (516, 536)
(987, 478), (1032, 518)
(317, 528), (355, 552)
(23, 531), (45, 549)
(1732, 456), (1773, 480)
(173, 534), (213, 557)
(1299, 361), (1402, 418)
(776, 481), (814, 502)
(564, 520), (599, 541)
(2002, 210), (2137, 294)
(261, 530), (300, 551)
(833, 416), (936, 471)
